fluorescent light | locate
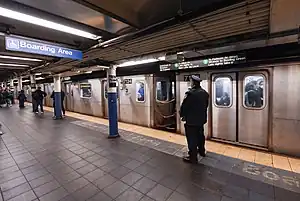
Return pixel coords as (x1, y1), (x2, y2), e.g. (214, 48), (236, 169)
(35, 73), (42, 76)
(117, 59), (157, 67)
(85, 71), (93, 74)
(0, 7), (101, 40)
(117, 56), (166, 67)
(96, 65), (110, 69)
(0, 55), (42, 62)
(22, 80), (30, 82)
(0, 63), (29, 67)
(35, 77), (45, 80)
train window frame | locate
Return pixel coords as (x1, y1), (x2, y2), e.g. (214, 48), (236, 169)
(242, 74), (266, 110)
(213, 75), (233, 108)
(135, 80), (146, 103)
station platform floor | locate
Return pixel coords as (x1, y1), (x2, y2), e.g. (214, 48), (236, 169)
(0, 105), (299, 201)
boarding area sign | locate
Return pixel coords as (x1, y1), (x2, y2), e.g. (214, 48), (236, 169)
(5, 36), (83, 60)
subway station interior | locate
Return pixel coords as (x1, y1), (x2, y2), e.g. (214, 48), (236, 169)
(0, 0), (300, 200)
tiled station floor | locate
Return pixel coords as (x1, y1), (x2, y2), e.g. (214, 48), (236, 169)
(0, 106), (299, 201)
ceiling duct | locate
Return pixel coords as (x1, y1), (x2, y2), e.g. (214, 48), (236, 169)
(165, 52), (185, 63)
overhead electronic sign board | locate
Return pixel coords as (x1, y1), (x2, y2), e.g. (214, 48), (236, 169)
(5, 36), (83, 60)
(160, 55), (246, 71)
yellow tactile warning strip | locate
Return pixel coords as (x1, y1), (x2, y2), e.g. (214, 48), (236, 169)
(41, 105), (300, 174)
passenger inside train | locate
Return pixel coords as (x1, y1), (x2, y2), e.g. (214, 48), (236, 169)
(137, 82), (145, 102)
(244, 77), (264, 108)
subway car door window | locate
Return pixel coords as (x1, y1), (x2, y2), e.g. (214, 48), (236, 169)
(104, 82), (108, 99)
(136, 81), (145, 102)
(243, 75), (265, 109)
(214, 77), (232, 107)
(156, 80), (174, 101)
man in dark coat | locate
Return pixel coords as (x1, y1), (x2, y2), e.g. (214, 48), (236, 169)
(180, 75), (209, 164)
(17, 90), (27, 108)
(33, 87), (47, 113)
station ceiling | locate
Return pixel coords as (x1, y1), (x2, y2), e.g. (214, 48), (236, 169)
(0, 0), (267, 80)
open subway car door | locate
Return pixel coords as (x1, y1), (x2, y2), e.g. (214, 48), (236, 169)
(153, 74), (177, 131)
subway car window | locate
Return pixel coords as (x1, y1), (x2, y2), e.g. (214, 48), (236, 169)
(136, 81), (145, 102)
(215, 77), (232, 107)
(80, 83), (92, 98)
(104, 83), (108, 99)
(244, 75), (264, 109)
(156, 80), (174, 101)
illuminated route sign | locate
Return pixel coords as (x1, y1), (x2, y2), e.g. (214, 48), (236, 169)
(160, 55), (246, 71)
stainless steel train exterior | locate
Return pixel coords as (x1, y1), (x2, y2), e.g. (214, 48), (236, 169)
(23, 62), (300, 157)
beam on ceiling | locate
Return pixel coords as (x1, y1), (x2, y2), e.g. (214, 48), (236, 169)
(71, 0), (139, 29)
(0, 66), (28, 70)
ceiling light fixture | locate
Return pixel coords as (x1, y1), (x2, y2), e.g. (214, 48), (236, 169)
(117, 56), (166, 67)
(0, 7), (101, 40)
(0, 55), (42, 62)
(0, 63), (29, 67)
(35, 77), (45, 80)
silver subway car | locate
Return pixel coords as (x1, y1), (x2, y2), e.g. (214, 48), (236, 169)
(33, 62), (300, 157)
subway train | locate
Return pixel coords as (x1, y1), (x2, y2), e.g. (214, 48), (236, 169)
(22, 58), (300, 157)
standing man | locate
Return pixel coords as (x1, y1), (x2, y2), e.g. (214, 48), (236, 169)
(33, 87), (47, 114)
(50, 89), (66, 117)
(180, 75), (209, 164)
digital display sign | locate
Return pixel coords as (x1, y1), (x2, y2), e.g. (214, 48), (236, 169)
(160, 55), (246, 71)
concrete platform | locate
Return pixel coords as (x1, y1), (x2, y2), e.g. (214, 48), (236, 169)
(0, 106), (299, 201)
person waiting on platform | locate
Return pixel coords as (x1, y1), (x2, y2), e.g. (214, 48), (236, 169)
(2, 88), (11, 107)
(50, 90), (66, 117)
(17, 90), (27, 109)
(33, 87), (47, 114)
(180, 75), (209, 164)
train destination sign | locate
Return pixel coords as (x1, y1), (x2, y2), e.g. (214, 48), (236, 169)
(160, 55), (246, 71)
(5, 36), (83, 60)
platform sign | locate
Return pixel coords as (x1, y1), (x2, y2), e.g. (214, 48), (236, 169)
(5, 36), (83, 60)
(160, 55), (246, 71)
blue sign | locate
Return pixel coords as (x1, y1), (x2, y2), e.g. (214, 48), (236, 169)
(5, 36), (83, 60)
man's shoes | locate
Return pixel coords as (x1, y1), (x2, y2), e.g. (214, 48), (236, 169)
(182, 156), (198, 164)
(198, 149), (206, 157)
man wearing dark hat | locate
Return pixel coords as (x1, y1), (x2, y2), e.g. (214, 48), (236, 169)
(180, 75), (209, 164)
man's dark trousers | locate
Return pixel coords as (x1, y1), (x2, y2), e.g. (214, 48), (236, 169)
(36, 99), (44, 112)
(185, 124), (205, 160)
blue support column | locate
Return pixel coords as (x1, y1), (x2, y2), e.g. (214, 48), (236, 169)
(53, 75), (63, 120)
(107, 66), (119, 138)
